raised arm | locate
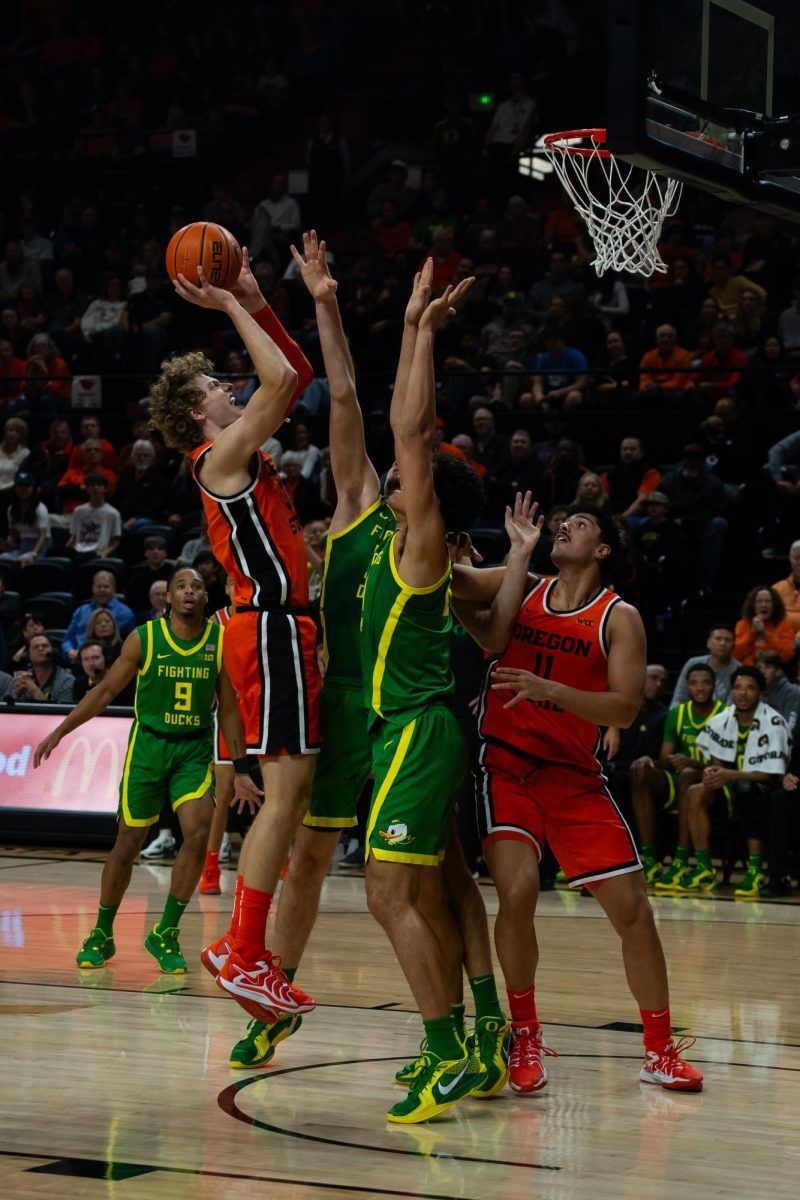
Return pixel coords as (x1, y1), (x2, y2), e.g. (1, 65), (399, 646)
(389, 258), (434, 434)
(493, 601), (646, 728)
(464, 493), (543, 653)
(33, 632), (142, 767)
(291, 231), (379, 527)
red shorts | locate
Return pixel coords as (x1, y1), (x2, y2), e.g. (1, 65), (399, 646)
(222, 611), (321, 757)
(476, 742), (641, 891)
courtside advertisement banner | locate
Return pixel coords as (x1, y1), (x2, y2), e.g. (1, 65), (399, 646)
(0, 713), (133, 815)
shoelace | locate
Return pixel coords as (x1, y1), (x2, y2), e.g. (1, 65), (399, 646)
(661, 1034), (697, 1060)
(158, 927), (181, 955)
(511, 1031), (558, 1067)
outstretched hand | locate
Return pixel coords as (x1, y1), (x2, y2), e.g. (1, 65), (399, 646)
(290, 230), (338, 303)
(419, 276), (475, 333)
(33, 731), (61, 769)
(230, 771), (264, 816)
(504, 490), (543, 558)
(174, 266), (236, 313)
(228, 246), (265, 313)
(404, 258), (433, 327)
(447, 531), (484, 566)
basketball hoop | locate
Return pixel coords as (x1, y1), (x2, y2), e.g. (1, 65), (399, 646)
(543, 129), (682, 277)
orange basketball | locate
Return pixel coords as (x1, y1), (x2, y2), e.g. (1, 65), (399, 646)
(165, 222), (242, 289)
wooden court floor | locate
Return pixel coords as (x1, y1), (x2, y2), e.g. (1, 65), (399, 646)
(0, 851), (798, 1200)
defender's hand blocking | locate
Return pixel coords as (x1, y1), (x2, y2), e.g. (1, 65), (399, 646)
(505, 491), (544, 558)
(290, 231), (338, 302)
(447, 531), (484, 566)
(419, 275), (475, 333)
(231, 771), (264, 816)
(403, 258), (433, 328)
(228, 247), (265, 313)
(173, 266), (236, 312)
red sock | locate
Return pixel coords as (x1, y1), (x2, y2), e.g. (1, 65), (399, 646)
(232, 884), (272, 962)
(640, 1006), (672, 1052)
(227, 874), (244, 937)
(507, 984), (538, 1031)
(204, 851), (219, 872)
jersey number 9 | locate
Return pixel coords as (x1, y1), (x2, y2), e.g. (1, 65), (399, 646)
(175, 682), (193, 711)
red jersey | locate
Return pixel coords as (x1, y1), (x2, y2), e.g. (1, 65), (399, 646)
(189, 444), (309, 610)
(479, 577), (621, 770)
(212, 605), (232, 628)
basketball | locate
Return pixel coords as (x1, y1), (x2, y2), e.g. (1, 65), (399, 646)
(165, 222), (242, 289)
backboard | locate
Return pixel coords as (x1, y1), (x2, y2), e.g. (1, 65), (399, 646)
(606, 0), (800, 222)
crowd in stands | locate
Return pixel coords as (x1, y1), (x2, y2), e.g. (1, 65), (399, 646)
(1, 0), (798, 892)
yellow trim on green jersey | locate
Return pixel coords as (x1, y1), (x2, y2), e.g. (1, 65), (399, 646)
(389, 536), (451, 596)
(216, 626), (224, 673)
(371, 846), (446, 866)
(120, 725), (150, 826)
(173, 760), (214, 808)
(159, 617), (215, 657)
(371, 589), (413, 717)
(302, 813), (356, 829)
(327, 496), (384, 543)
(140, 622), (154, 677)
(365, 718), (416, 855)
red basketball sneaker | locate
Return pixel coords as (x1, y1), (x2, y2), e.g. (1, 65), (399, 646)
(199, 865), (221, 895)
(640, 1036), (704, 1092)
(216, 950), (316, 1022)
(509, 1025), (557, 1093)
(200, 932), (233, 979)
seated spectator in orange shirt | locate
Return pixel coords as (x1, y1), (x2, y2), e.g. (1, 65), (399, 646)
(708, 256), (766, 320)
(733, 585), (796, 666)
(67, 413), (117, 472)
(0, 338), (25, 404)
(600, 435), (662, 517)
(57, 438), (117, 513)
(638, 325), (693, 396)
(692, 322), (749, 402)
(449, 433), (488, 479)
(371, 201), (411, 258)
(773, 540), (800, 637)
(25, 333), (71, 400)
(420, 228), (461, 290)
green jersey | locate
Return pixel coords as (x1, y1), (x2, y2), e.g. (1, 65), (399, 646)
(134, 618), (223, 735)
(321, 499), (396, 688)
(361, 531), (455, 730)
(662, 699), (725, 760)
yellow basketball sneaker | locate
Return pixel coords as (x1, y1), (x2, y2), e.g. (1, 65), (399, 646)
(469, 1016), (510, 1099)
(229, 1014), (303, 1068)
(387, 1050), (486, 1124)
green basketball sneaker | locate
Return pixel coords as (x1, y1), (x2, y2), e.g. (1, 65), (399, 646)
(76, 927), (116, 969)
(229, 1013), (303, 1068)
(642, 856), (662, 886)
(387, 1049), (486, 1124)
(394, 1039), (428, 1088)
(734, 867), (768, 900)
(674, 864), (716, 894)
(654, 859), (689, 892)
(469, 1016), (510, 1099)
(144, 925), (187, 973)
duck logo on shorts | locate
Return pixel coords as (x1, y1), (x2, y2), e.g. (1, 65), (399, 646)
(379, 821), (415, 846)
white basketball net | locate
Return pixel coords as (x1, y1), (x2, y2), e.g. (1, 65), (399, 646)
(543, 130), (682, 277)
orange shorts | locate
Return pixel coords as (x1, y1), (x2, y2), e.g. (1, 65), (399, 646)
(222, 610), (321, 757)
(476, 742), (641, 890)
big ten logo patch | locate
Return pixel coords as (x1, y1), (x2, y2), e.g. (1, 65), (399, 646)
(209, 239), (224, 282)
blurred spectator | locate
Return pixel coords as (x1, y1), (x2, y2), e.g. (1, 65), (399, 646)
(733, 288), (766, 354)
(43, 268), (87, 359)
(0, 470), (49, 565)
(450, 434), (487, 479)
(671, 625), (740, 707)
(495, 429), (544, 508)
(135, 578), (169, 625)
(117, 418), (166, 474)
(0, 306), (25, 356)
(80, 274), (129, 367)
(776, 276), (800, 352)
(19, 216), (53, 269)
(734, 585), (796, 666)
(128, 274), (173, 373)
(62, 569), (134, 662)
(0, 416), (30, 488)
(659, 443), (728, 593)
(289, 421), (323, 482)
(0, 239), (42, 304)
(544, 438), (588, 506)
(8, 612), (45, 668)
(765, 429), (800, 548)
(423, 228), (461, 291)
(483, 72), (537, 200)
(279, 450), (322, 523)
(471, 407), (509, 479)
(371, 201), (412, 258)
(67, 415), (117, 472)
(752, 336), (795, 407)
(531, 329), (588, 411)
(11, 633), (74, 703)
(693, 323), (749, 403)
(58, 438), (117, 513)
(0, 338), (26, 405)
(773, 540), (800, 636)
(432, 94), (477, 198)
(632, 491), (684, 614)
(708, 256), (766, 320)
(26, 418), (72, 496)
(526, 251), (582, 315)
(178, 516), (212, 565)
(24, 333), (72, 406)
(85, 607), (122, 660)
(251, 173), (302, 263)
(71, 640), (111, 703)
(192, 550), (227, 611)
(638, 324), (693, 401)
(17, 281), (46, 337)
(573, 472), (609, 510)
(600, 436), (661, 517)
(531, 503), (568, 574)
(366, 160), (415, 219)
(126, 535), (173, 613)
(592, 331), (637, 406)
(755, 650), (800, 731)
(480, 292), (533, 368)
(66, 475), (121, 559)
(115, 440), (168, 532)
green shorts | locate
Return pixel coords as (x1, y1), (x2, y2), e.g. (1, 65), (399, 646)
(365, 704), (467, 867)
(119, 723), (215, 828)
(303, 681), (371, 831)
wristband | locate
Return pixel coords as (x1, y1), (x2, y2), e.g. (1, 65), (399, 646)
(233, 756), (250, 773)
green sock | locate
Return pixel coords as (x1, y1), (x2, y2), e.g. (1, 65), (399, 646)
(469, 973), (504, 1021)
(675, 845), (690, 864)
(284, 966), (297, 983)
(696, 849), (712, 870)
(451, 1002), (467, 1045)
(156, 893), (188, 933)
(748, 853), (761, 871)
(96, 902), (118, 937)
(642, 844), (657, 861)
(423, 1015), (462, 1061)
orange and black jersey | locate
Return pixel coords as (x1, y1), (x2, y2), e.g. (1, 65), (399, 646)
(189, 444), (309, 611)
